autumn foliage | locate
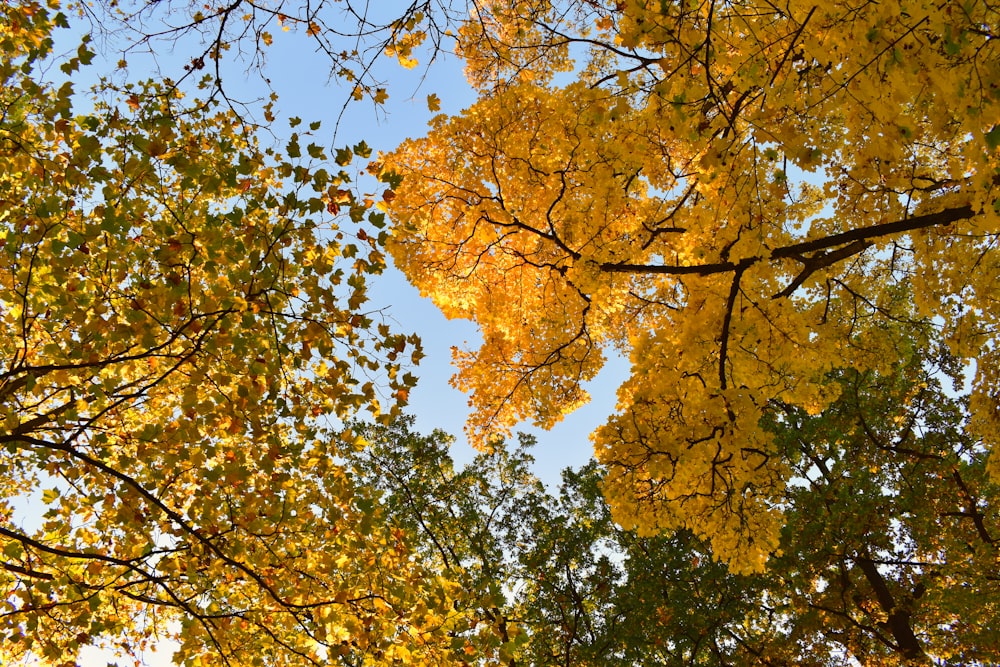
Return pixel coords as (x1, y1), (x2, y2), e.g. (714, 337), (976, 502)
(355, 352), (1000, 666)
(3, 0), (999, 664)
(385, 0), (1000, 568)
(0, 3), (462, 664)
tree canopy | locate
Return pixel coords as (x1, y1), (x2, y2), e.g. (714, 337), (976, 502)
(384, 0), (1000, 568)
(0, 3), (458, 664)
(351, 343), (999, 666)
(4, 0), (999, 663)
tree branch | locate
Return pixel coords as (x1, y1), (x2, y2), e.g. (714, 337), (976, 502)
(597, 204), (976, 290)
(719, 259), (754, 388)
(771, 205), (975, 260)
(854, 554), (927, 663)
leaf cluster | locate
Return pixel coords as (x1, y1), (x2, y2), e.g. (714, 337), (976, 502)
(355, 342), (999, 666)
(0, 6), (450, 665)
(385, 0), (1000, 566)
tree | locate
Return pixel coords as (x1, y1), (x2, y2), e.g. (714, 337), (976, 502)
(346, 417), (547, 666)
(354, 342), (1000, 666)
(383, 0), (1000, 567)
(0, 4), (465, 665)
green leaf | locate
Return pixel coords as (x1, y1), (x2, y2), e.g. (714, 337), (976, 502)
(77, 40), (94, 65)
(379, 170), (403, 189)
(353, 141), (372, 158)
(287, 134), (301, 159)
(985, 125), (1000, 150)
(335, 147), (353, 166)
(3, 541), (23, 560)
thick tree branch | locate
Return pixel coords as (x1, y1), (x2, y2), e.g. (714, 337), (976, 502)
(600, 258), (738, 276)
(597, 205), (977, 285)
(1, 559), (54, 580)
(771, 205), (975, 260)
(854, 554), (927, 664)
(772, 240), (871, 298)
(719, 258), (754, 388)
(950, 470), (997, 546)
